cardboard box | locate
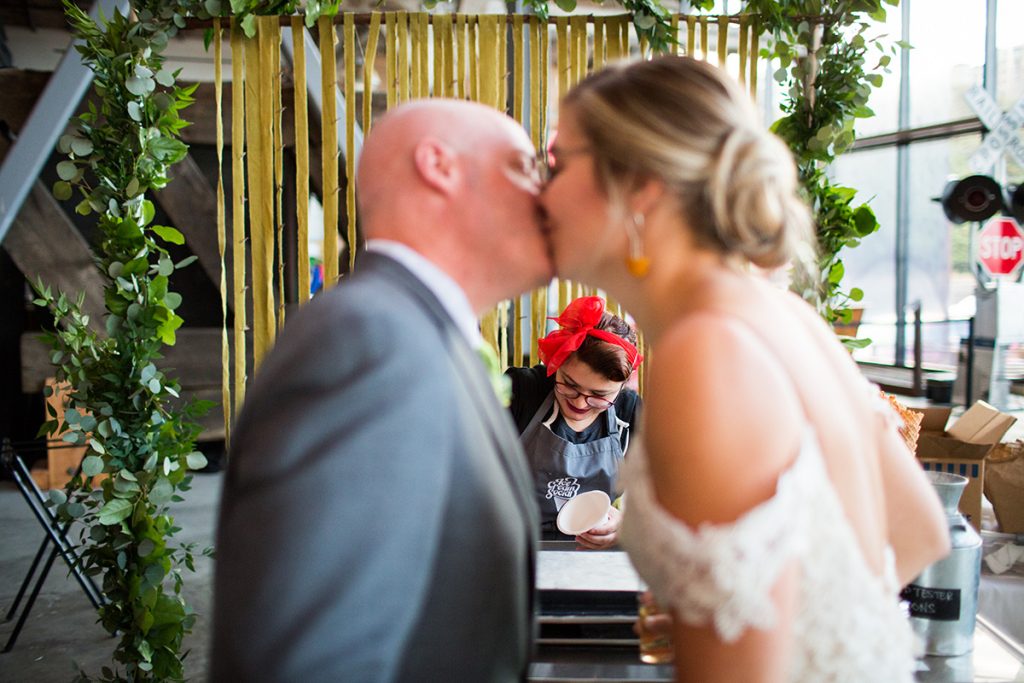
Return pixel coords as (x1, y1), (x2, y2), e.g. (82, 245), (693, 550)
(911, 402), (1018, 530)
(984, 441), (1024, 533)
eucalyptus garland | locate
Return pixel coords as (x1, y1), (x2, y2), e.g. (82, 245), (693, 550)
(746, 0), (904, 341)
(36, 1), (216, 680)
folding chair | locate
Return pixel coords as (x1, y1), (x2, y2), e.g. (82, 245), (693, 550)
(1, 437), (105, 652)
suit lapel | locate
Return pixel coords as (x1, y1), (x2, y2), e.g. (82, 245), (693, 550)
(355, 252), (539, 528)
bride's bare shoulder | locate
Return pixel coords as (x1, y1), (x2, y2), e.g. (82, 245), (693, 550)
(644, 313), (804, 526)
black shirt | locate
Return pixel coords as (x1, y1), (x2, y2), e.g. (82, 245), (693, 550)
(505, 364), (641, 450)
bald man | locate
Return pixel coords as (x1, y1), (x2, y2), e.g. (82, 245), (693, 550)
(211, 100), (552, 682)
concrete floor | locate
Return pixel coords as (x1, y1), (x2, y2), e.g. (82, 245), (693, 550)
(0, 471), (221, 683)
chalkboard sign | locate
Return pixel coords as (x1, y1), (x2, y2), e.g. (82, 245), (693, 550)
(901, 584), (962, 621)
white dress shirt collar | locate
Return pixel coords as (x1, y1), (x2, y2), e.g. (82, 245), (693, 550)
(364, 239), (483, 348)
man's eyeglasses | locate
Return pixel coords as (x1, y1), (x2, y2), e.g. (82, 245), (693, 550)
(553, 380), (620, 410)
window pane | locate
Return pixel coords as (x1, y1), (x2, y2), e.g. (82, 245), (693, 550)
(996, 0), (1024, 181)
(908, 0), (986, 128)
(829, 147), (898, 364)
(907, 134), (984, 369)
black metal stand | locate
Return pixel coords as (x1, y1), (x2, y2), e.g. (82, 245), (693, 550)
(1, 438), (105, 653)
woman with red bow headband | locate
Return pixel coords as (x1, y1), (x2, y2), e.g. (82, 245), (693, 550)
(506, 296), (643, 549)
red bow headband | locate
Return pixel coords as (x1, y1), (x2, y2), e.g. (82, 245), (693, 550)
(537, 296), (643, 377)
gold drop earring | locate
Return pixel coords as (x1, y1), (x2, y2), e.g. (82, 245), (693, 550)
(625, 212), (651, 277)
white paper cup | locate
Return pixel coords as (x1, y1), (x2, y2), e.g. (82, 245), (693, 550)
(556, 490), (611, 535)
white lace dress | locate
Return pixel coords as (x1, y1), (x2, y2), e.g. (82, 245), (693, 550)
(619, 428), (916, 682)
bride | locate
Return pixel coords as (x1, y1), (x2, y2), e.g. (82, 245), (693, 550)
(539, 55), (950, 682)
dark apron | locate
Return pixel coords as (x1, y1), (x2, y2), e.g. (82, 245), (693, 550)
(521, 392), (629, 530)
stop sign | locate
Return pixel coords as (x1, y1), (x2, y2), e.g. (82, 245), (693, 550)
(977, 217), (1024, 277)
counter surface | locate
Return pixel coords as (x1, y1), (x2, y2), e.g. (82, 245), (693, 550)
(532, 544), (1024, 682)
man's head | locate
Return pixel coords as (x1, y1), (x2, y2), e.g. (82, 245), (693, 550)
(357, 99), (553, 313)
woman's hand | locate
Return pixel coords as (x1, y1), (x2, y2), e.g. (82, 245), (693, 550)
(575, 505), (622, 550)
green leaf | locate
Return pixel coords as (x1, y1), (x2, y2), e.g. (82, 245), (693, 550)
(49, 489), (68, 506)
(152, 225), (185, 245)
(127, 101), (143, 122)
(53, 181), (73, 201)
(56, 160), (78, 180)
(141, 200), (156, 227)
(240, 13), (256, 37)
(158, 256), (174, 277)
(97, 498), (133, 525)
(853, 206), (878, 236)
(175, 255), (198, 270)
(150, 477), (173, 504)
(164, 292), (182, 310)
(186, 452), (208, 470)
(139, 539), (156, 557)
(82, 455), (104, 476)
(148, 136), (187, 163)
(126, 76), (155, 96)
(633, 12), (655, 30)
(70, 137), (93, 156)
(66, 502), (86, 518)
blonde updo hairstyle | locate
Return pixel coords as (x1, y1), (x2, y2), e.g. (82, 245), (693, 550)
(562, 55), (816, 274)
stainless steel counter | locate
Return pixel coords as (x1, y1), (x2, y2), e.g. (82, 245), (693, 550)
(530, 544), (1024, 682)
(528, 618), (1024, 682)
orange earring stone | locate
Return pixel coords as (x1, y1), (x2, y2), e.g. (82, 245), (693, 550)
(627, 256), (651, 277)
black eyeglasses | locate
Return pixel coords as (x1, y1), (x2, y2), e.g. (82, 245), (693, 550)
(553, 380), (620, 410)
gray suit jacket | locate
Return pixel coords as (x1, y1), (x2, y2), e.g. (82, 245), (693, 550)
(211, 252), (538, 682)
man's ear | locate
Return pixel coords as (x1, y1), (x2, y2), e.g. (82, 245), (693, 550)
(413, 138), (461, 195)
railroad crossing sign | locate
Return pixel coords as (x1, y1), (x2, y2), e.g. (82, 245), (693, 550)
(977, 216), (1024, 278)
(964, 85), (1024, 173)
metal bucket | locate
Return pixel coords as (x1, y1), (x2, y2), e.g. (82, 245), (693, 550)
(901, 471), (982, 656)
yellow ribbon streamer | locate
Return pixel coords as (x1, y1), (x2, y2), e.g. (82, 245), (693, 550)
(364, 13), (382, 136)
(749, 22), (760, 98)
(456, 15), (467, 100)
(738, 16), (748, 85)
(717, 15), (728, 66)
(345, 13), (358, 272)
(699, 16), (709, 61)
(272, 20), (285, 328)
(230, 21), (247, 412)
(319, 17), (340, 289)
(291, 18), (310, 306)
(397, 11), (410, 103)
(468, 17), (479, 102)
(686, 15), (696, 57)
(214, 19), (230, 444)
(478, 15), (500, 108)
(385, 13), (397, 108)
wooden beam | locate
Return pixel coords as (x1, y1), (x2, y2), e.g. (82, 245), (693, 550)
(23, 327), (231, 391)
(4, 182), (107, 331)
(154, 152), (234, 310)
(0, 70), (52, 133)
(22, 327), (231, 441)
(0, 68), (329, 204)
(0, 2), (89, 31)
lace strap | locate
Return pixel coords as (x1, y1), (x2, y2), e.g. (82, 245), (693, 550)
(621, 437), (822, 642)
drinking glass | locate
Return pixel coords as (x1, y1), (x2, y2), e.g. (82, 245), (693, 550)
(637, 589), (674, 664)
